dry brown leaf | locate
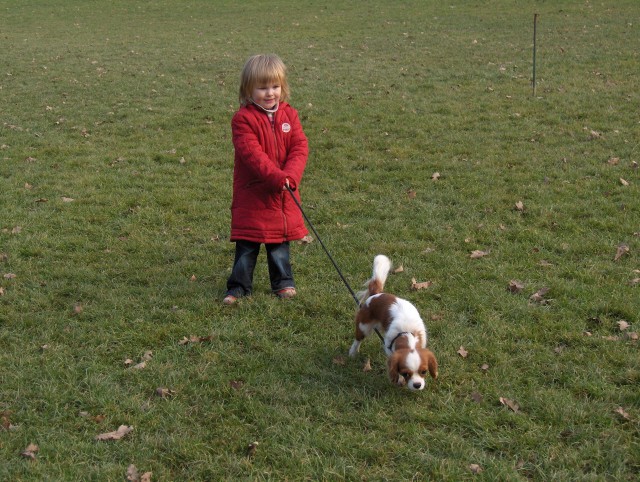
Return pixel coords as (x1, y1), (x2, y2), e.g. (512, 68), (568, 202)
(529, 287), (550, 303)
(410, 278), (432, 290)
(246, 441), (259, 458)
(230, 380), (244, 390)
(20, 443), (39, 460)
(617, 320), (630, 331)
(130, 361), (146, 370)
(61, 197), (74, 202)
(178, 335), (214, 345)
(406, 189), (417, 199)
(614, 407), (630, 420)
(480, 363), (490, 373)
(189, 274), (197, 281)
(95, 424), (133, 441)
(141, 473), (152, 482)
(499, 397), (520, 413)
(431, 172), (441, 181)
(470, 250), (490, 259)
(619, 178), (629, 186)
(126, 465), (139, 481)
(469, 463), (483, 474)
(626, 332), (638, 341)
(72, 303), (83, 315)
(515, 201), (525, 212)
(607, 157), (620, 165)
(471, 392), (483, 403)
(11, 226), (22, 234)
(332, 355), (346, 366)
(155, 387), (176, 398)
(3, 273), (16, 280)
(614, 244), (629, 261)
(457, 346), (469, 358)
(0, 287), (5, 296)
(393, 265), (404, 274)
(630, 278), (640, 286)
(589, 129), (602, 140)
(507, 280), (525, 293)
(362, 358), (372, 372)
(141, 350), (153, 361)
(124, 358), (134, 367)
(539, 260), (553, 267)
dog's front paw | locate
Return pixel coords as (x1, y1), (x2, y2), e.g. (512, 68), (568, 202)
(348, 341), (360, 357)
(396, 375), (407, 387)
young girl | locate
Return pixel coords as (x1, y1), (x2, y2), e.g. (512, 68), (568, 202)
(223, 54), (309, 305)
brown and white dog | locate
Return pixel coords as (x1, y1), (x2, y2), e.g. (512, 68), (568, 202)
(349, 255), (438, 390)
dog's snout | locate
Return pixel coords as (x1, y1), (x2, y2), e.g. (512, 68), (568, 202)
(413, 382), (424, 390)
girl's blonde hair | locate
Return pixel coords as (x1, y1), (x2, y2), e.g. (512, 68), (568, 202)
(238, 54), (290, 106)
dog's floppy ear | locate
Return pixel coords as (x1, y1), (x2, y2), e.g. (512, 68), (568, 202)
(387, 352), (405, 386)
(425, 349), (438, 380)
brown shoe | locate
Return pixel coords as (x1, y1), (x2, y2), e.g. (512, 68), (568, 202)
(276, 288), (296, 299)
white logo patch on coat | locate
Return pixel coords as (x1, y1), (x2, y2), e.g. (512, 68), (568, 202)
(282, 123), (291, 133)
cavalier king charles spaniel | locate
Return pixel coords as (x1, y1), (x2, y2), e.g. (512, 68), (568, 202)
(348, 255), (438, 390)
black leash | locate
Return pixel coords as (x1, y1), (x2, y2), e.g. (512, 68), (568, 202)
(286, 185), (384, 343)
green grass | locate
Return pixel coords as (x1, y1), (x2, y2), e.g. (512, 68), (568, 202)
(1, 0), (639, 479)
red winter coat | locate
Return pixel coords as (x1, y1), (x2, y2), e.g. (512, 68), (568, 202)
(230, 102), (309, 243)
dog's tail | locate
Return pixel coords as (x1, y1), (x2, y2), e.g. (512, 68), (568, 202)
(358, 255), (392, 303)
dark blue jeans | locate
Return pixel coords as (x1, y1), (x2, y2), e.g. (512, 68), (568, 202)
(226, 240), (294, 297)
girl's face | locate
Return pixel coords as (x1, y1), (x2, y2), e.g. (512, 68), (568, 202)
(251, 82), (281, 110)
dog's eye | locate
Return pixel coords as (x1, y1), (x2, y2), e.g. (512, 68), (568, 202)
(401, 372), (410, 379)
(420, 370), (427, 376)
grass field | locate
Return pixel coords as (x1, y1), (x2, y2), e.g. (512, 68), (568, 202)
(1, 0), (639, 480)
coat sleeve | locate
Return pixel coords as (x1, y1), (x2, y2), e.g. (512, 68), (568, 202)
(232, 111), (288, 192)
(281, 107), (308, 190)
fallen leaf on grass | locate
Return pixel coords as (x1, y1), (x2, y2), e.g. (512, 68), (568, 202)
(619, 178), (629, 186)
(471, 392), (483, 403)
(332, 355), (346, 366)
(480, 363), (489, 373)
(626, 332), (638, 341)
(3, 273), (16, 280)
(431, 172), (441, 181)
(607, 157), (620, 165)
(0, 287), (5, 296)
(246, 441), (259, 458)
(1, 411), (19, 431)
(20, 443), (39, 460)
(470, 250), (490, 259)
(393, 265), (404, 274)
(95, 425), (133, 441)
(362, 358), (372, 372)
(61, 197), (74, 202)
(614, 243), (629, 261)
(469, 463), (483, 474)
(529, 287), (550, 304)
(406, 189), (417, 199)
(178, 335), (214, 345)
(457, 346), (469, 358)
(127, 464), (152, 482)
(155, 387), (176, 398)
(230, 380), (244, 390)
(507, 280), (525, 293)
(130, 361), (146, 370)
(499, 397), (520, 413)
(189, 274), (197, 281)
(614, 407), (630, 421)
(410, 278), (432, 290)
(515, 201), (525, 212)
(617, 320), (630, 331)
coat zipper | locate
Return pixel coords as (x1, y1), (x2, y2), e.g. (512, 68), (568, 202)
(270, 114), (287, 239)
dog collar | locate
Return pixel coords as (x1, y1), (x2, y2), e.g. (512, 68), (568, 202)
(388, 331), (411, 351)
